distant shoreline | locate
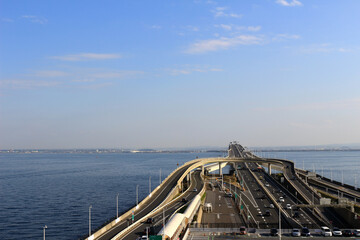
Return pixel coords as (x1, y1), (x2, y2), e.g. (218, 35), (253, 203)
(1, 148), (360, 154)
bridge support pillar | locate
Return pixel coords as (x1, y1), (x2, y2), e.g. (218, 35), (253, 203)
(201, 165), (204, 175)
(268, 163), (272, 175)
(219, 162), (222, 176)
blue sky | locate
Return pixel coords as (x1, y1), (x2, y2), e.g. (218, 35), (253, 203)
(1, 0), (360, 149)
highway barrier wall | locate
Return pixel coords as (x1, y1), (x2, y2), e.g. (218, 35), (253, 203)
(111, 170), (205, 240)
(86, 160), (202, 240)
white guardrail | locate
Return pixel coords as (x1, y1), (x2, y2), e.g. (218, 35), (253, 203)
(110, 171), (206, 240)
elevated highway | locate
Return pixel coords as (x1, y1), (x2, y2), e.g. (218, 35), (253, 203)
(86, 143), (359, 240)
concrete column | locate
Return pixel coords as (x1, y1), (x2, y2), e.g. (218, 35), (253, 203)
(201, 165), (204, 175)
(219, 162), (222, 176)
(268, 163), (272, 175)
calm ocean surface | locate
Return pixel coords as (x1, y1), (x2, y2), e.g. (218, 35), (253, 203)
(0, 151), (359, 239)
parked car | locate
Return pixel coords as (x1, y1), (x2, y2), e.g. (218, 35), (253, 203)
(286, 204), (292, 209)
(293, 211), (300, 218)
(321, 226), (332, 237)
(269, 204), (275, 209)
(301, 227), (311, 236)
(270, 228), (278, 236)
(354, 229), (360, 237)
(146, 218), (154, 224)
(239, 226), (247, 235)
(264, 210), (271, 216)
(279, 196), (284, 202)
(292, 228), (301, 237)
(332, 227), (342, 236)
(342, 229), (354, 237)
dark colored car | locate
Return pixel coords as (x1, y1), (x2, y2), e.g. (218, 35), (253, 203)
(293, 211), (300, 218)
(270, 228), (278, 236)
(239, 226), (247, 235)
(342, 230), (354, 237)
(181, 198), (187, 203)
(301, 227), (311, 236)
(146, 218), (154, 224)
(265, 210), (271, 216)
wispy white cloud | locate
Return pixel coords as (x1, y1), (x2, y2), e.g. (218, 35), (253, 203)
(185, 35), (262, 54)
(1, 68), (143, 90)
(0, 79), (61, 89)
(273, 33), (300, 41)
(215, 24), (232, 31)
(276, 0), (302, 7)
(150, 25), (162, 29)
(247, 26), (262, 32)
(215, 24), (262, 32)
(2, 18), (14, 22)
(22, 15), (48, 24)
(165, 65), (223, 75)
(50, 53), (122, 61)
(32, 70), (69, 77)
(87, 70), (144, 79)
(186, 25), (199, 32)
(212, 7), (242, 18)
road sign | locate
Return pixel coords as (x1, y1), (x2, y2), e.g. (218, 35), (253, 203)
(149, 236), (162, 240)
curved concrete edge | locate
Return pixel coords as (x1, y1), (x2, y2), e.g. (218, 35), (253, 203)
(87, 162), (202, 240)
(87, 157), (297, 240)
(111, 172), (203, 240)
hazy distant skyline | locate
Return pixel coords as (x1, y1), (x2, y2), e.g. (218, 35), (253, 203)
(1, 1), (360, 149)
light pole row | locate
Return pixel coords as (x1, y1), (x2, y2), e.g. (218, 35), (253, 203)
(87, 168), (164, 238)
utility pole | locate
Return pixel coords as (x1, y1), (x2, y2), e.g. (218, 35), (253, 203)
(116, 193), (119, 218)
(136, 184), (139, 208)
(89, 205), (92, 237)
(160, 168), (162, 185)
(279, 204), (281, 240)
(149, 176), (152, 196)
(162, 207), (165, 240)
(43, 225), (47, 240)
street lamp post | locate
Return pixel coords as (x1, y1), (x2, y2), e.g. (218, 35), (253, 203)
(149, 176), (152, 196)
(279, 204), (281, 240)
(136, 184), (139, 209)
(89, 205), (92, 237)
(43, 225), (47, 240)
(160, 168), (162, 185)
(116, 193), (119, 218)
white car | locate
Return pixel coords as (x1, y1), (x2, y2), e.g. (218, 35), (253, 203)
(321, 226), (332, 237)
(265, 182), (270, 187)
(286, 204), (292, 209)
(269, 204), (275, 208)
(141, 236), (148, 240)
(332, 227), (342, 236)
(279, 197), (285, 202)
(292, 228), (301, 237)
(354, 229), (360, 237)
